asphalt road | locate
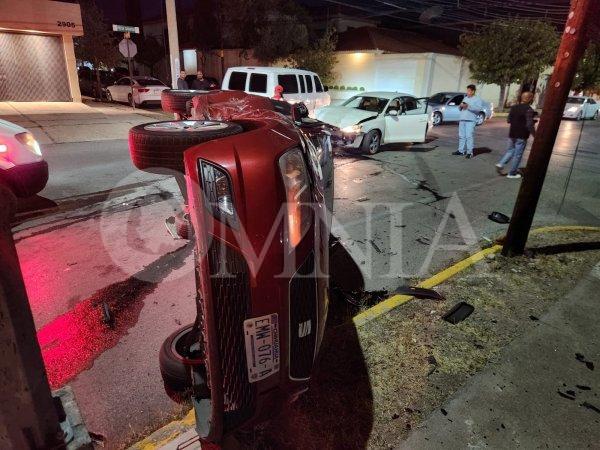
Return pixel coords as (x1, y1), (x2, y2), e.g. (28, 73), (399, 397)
(11, 117), (600, 449)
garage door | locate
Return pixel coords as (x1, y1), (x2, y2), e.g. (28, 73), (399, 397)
(0, 32), (71, 102)
(374, 58), (417, 94)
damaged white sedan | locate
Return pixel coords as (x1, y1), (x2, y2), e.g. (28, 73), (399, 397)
(315, 92), (431, 154)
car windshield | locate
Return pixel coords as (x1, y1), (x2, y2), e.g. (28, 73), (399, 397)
(429, 93), (453, 104)
(343, 96), (389, 113)
(136, 78), (166, 87)
(567, 97), (585, 104)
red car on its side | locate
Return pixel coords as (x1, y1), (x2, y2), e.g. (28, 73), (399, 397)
(129, 91), (334, 444)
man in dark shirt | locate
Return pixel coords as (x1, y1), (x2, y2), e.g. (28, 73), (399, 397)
(176, 70), (188, 90)
(191, 71), (212, 90)
(495, 91), (536, 179)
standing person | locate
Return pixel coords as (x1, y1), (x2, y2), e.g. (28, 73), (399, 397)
(452, 84), (484, 159)
(191, 71), (212, 90)
(177, 70), (188, 90)
(495, 91), (536, 179)
(272, 85), (284, 100)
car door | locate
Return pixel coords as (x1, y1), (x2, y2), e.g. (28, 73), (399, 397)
(585, 98), (598, 118)
(113, 77), (130, 102)
(384, 97), (429, 143)
(444, 94), (464, 121)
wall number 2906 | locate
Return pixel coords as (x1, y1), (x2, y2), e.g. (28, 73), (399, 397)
(57, 21), (76, 28)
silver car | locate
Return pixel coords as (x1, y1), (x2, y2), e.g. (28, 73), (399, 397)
(428, 92), (493, 126)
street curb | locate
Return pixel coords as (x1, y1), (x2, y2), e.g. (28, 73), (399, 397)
(127, 410), (195, 450)
(353, 225), (600, 327)
(129, 226), (600, 448)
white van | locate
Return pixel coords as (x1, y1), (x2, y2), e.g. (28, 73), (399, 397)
(222, 67), (331, 114)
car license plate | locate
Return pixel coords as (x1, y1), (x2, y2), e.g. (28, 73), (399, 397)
(243, 313), (280, 383)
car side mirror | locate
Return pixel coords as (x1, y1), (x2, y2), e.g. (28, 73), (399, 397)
(388, 110), (398, 116)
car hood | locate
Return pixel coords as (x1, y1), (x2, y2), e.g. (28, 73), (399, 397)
(315, 106), (378, 129)
(0, 118), (27, 135)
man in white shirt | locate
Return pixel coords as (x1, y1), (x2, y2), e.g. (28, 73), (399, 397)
(452, 84), (484, 159)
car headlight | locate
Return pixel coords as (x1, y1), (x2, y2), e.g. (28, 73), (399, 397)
(341, 124), (362, 134)
(567, 106), (578, 113)
(199, 161), (236, 226)
(15, 132), (42, 156)
(278, 149), (312, 250)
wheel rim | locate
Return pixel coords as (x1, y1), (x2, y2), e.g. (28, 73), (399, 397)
(106, 92), (112, 102)
(433, 113), (441, 125)
(477, 114), (485, 125)
(171, 327), (204, 363)
(144, 121), (229, 132)
(369, 134), (380, 153)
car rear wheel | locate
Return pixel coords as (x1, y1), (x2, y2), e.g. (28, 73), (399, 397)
(361, 130), (381, 155)
(106, 90), (113, 103)
(161, 89), (206, 115)
(159, 324), (208, 403)
(594, 111), (599, 121)
(432, 111), (443, 126)
(476, 112), (486, 126)
(128, 120), (243, 173)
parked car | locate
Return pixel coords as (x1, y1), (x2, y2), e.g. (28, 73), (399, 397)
(563, 96), (599, 120)
(106, 76), (169, 107)
(222, 67), (331, 114)
(428, 92), (493, 126)
(78, 69), (116, 100)
(0, 119), (48, 197)
(128, 91), (334, 444)
(314, 91), (431, 154)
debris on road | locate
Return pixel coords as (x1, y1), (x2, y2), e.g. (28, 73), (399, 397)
(575, 353), (595, 371)
(488, 211), (510, 224)
(442, 302), (475, 324)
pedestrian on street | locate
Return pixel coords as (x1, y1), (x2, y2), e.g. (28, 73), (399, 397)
(191, 71), (212, 90)
(452, 84), (484, 159)
(495, 91), (536, 179)
(177, 70), (188, 90)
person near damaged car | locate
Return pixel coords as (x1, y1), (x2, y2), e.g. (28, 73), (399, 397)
(495, 91), (537, 179)
(452, 84), (483, 159)
(177, 70), (188, 90)
(191, 71), (212, 90)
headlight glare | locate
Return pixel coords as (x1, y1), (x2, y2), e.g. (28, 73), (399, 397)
(200, 161), (236, 225)
(279, 149), (312, 250)
(341, 124), (362, 134)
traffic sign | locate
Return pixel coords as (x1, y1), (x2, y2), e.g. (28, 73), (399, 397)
(119, 39), (138, 58)
(113, 24), (140, 33)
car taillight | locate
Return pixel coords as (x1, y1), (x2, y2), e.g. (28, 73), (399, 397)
(136, 88), (150, 92)
(15, 132), (42, 156)
(279, 149), (312, 250)
(199, 161), (237, 227)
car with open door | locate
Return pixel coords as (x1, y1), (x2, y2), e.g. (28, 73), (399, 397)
(128, 91), (334, 445)
(428, 91), (494, 126)
(314, 92), (431, 154)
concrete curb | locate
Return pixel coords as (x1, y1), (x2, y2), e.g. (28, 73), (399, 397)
(128, 225), (600, 449)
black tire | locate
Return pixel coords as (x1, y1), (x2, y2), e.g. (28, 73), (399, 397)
(106, 90), (113, 103)
(159, 324), (207, 402)
(161, 89), (206, 114)
(129, 120), (243, 173)
(475, 112), (486, 126)
(361, 130), (381, 155)
(432, 111), (443, 126)
(594, 111), (599, 121)
(175, 212), (190, 239)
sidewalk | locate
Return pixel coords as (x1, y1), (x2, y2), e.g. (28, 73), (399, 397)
(0, 100), (170, 144)
(399, 261), (600, 449)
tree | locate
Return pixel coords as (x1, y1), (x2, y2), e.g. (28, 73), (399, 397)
(290, 28), (338, 85)
(75, 0), (120, 99)
(460, 19), (559, 108)
(135, 36), (165, 76)
(572, 43), (600, 94)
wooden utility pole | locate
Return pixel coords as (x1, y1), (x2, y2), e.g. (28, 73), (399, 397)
(502, 0), (597, 256)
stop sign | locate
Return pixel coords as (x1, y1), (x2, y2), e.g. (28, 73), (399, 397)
(119, 39), (137, 58)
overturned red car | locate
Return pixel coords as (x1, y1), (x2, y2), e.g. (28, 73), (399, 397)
(128, 91), (334, 444)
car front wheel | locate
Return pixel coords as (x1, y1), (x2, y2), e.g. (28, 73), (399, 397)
(476, 112), (486, 126)
(361, 130), (381, 155)
(432, 111), (443, 126)
(106, 90), (113, 103)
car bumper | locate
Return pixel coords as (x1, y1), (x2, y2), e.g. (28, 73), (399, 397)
(332, 131), (364, 148)
(1, 160), (49, 197)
